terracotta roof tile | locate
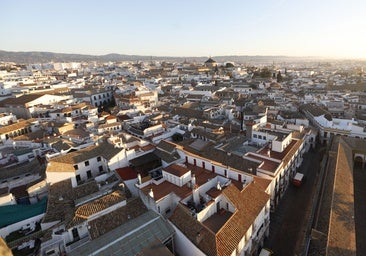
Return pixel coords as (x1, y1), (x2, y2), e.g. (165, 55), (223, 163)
(217, 183), (270, 256)
(245, 153), (280, 174)
(88, 197), (148, 239)
(48, 142), (121, 166)
(141, 181), (192, 202)
(76, 190), (125, 218)
(0, 118), (38, 134)
(164, 164), (190, 177)
(327, 137), (358, 255)
(170, 204), (217, 256)
(68, 190), (126, 227)
(115, 167), (138, 180)
(0, 94), (43, 107)
(170, 178), (270, 256)
(257, 139), (303, 166)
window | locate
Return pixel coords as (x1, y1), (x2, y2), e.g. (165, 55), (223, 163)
(74, 164), (78, 170)
(258, 135), (262, 139)
(76, 175), (81, 183)
(85, 161), (89, 166)
(99, 165), (104, 173)
(97, 156), (101, 162)
(87, 170), (92, 179)
(253, 134), (257, 138)
(72, 228), (79, 240)
(46, 250), (56, 256)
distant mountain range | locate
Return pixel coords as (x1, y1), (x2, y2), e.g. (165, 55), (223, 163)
(0, 50), (331, 64)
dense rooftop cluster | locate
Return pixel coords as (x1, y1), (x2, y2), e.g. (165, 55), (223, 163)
(0, 58), (365, 255)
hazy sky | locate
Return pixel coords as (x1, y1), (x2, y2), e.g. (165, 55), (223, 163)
(1, 0), (366, 58)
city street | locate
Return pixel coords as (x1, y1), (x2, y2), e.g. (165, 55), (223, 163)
(264, 144), (323, 256)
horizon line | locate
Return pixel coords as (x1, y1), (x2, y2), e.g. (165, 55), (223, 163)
(1, 49), (365, 61)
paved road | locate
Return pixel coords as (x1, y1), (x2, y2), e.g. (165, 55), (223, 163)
(264, 145), (323, 256)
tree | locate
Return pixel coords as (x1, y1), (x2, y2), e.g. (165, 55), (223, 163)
(172, 133), (183, 142)
(259, 67), (272, 78)
(277, 71), (283, 83)
(225, 62), (234, 68)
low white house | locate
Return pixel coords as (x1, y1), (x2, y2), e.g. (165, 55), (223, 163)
(46, 142), (124, 187)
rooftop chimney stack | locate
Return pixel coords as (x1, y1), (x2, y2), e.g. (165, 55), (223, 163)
(137, 173), (142, 185)
(216, 181), (222, 191)
(196, 232), (203, 244)
(148, 188), (154, 199)
(191, 174), (196, 188)
(246, 122), (253, 140)
(192, 174), (200, 206)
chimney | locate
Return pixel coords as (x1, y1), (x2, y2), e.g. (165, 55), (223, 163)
(148, 188), (154, 199)
(137, 173), (142, 185)
(240, 108), (244, 131)
(216, 181), (222, 191)
(196, 232), (203, 244)
(192, 174), (200, 206)
(246, 122), (253, 140)
(191, 174), (196, 188)
(267, 149), (271, 158)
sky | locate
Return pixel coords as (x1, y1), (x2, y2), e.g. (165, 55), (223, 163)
(1, 0), (366, 58)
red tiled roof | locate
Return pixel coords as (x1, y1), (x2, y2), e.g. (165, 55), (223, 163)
(217, 183), (270, 256)
(141, 181), (192, 201)
(164, 164), (190, 177)
(0, 94), (43, 107)
(170, 180), (270, 256)
(257, 139), (303, 168)
(141, 144), (156, 151)
(206, 187), (223, 199)
(186, 163), (217, 186)
(106, 115), (116, 120)
(252, 177), (272, 191)
(246, 153), (280, 174)
(75, 190), (125, 218)
(115, 167), (138, 180)
(170, 204), (217, 256)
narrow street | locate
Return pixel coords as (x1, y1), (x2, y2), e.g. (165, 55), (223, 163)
(264, 144), (323, 256)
